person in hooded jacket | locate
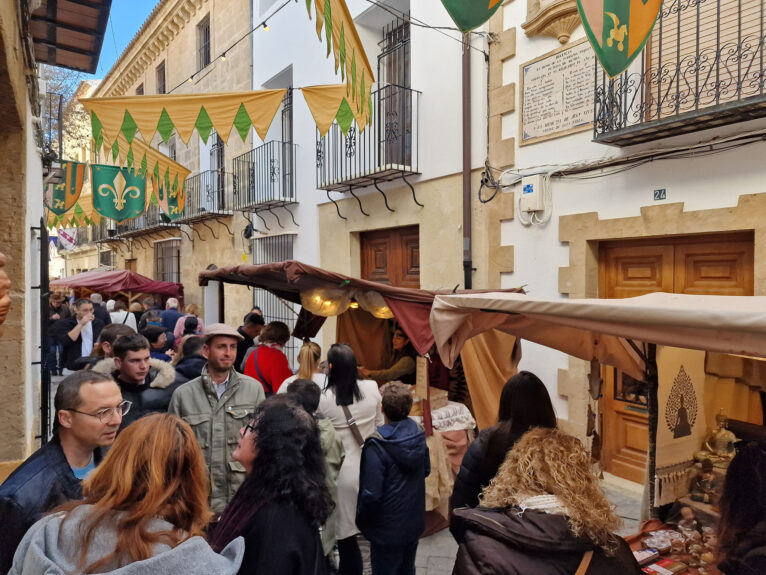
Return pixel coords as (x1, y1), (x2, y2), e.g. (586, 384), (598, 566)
(450, 370), (557, 540)
(8, 413), (243, 575)
(717, 440), (766, 575)
(174, 336), (207, 381)
(452, 427), (642, 575)
(91, 334), (185, 429)
(356, 381), (430, 575)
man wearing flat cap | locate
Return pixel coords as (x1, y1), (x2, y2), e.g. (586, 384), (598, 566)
(169, 323), (265, 515)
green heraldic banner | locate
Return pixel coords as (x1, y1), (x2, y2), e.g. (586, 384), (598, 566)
(91, 164), (147, 222)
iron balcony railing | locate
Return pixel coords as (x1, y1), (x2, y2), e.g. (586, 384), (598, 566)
(115, 204), (178, 237)
(232, 141), (297, 211)
(594, 0), (766, 146)
(179, 170), (235, 222)
(316, 84), (420, 190)
(91, 220), (117, 242)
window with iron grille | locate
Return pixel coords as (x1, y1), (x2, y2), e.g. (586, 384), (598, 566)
(99, 249), (115, 269)
(156, 61), (166, 94)
(197, 15), (211, 71)
(154, 239), (181, 283)
(252, 234), (297, 368)
(378, 19), (412, 166)
(136, 83), (144, 96)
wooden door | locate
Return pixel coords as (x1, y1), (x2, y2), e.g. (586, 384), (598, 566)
(361, 225), (420, 288)
(599, 233), (753, 483)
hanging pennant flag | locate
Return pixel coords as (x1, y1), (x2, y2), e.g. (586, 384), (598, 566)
(44, 161), (86, 215)
(440, 0), (503, 33)
(577, 0), (662, 78)
(152, 169), (186, 220)
(91, 164), (147, 222)
(58, 228), (78, 250)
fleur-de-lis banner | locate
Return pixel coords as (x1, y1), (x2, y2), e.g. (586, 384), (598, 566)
(91, 164), (147, 222)
(44, 161), (86, 215)
(577, 0), (662, 77)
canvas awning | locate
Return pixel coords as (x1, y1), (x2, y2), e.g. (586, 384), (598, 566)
(199, 260), (522, 356)
(51, 269), (183, 298)
(430, 291), (766, 380)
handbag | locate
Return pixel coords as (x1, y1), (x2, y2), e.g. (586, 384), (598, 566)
(575, 550), (593, 575)
(341, 404), (365, 447)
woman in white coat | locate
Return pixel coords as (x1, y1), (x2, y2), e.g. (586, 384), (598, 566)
(317, 343), (382, 575)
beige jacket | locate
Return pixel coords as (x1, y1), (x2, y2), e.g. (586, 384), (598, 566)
(168, 366), (265, 515)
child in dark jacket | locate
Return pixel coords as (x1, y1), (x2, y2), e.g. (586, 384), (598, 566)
(356, 381), (430, 575)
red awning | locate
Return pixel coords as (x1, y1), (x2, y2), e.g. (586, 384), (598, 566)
(51, 270), (183, 298)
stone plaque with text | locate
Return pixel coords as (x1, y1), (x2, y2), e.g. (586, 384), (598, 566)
(520, 39), (595, 146)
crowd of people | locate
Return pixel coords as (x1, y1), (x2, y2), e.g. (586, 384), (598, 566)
(0, 294), (760, 575)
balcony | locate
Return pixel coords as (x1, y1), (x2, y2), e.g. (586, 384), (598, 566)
(91, 220), (117, 243)
(316, 84), (420, 191)
(178, 170), (235, 222)
(594, 0), (766, 146)
(114, 204), (179, 237)
(232, 141), (297, 211)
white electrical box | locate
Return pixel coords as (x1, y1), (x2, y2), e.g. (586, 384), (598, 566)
(519, 175), (545, 213)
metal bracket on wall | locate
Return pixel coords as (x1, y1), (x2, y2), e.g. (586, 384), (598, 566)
(327, 190), (347, 220)
(281, 204), (299, 227)
(374, 181), (395, 212)
(192, 225), (205, 241)
(348, 187), (370, 216)
(215, 218), (234, 237)
(200, 220), (218, 240)
(254, 210), (270, 231)
(179, 227), (193, 242)
(402, 174), (423, 207)
(266, 206), (284, 229)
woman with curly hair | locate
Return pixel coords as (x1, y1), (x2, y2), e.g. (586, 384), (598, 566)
(717, 441), (766, 575)
(8, 413), (243, 575)
(450, 370), (557, 534)
(210, 395), (333, 575)
(452, 428), (642, 575)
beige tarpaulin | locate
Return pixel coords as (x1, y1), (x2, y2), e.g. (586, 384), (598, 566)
(431, 292), (766, 381)
(460, 330), (519, 429)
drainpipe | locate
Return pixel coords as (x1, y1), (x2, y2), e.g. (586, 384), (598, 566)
(462, 34), (472, 289)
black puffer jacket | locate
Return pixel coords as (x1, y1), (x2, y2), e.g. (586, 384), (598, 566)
(91, 357), (186, 429)
(175, 354), (207, 381)
(718, 521), (766, 575)
(452, 507), (642, 575)
(0, 436), (102, 574)
(356, 418), (430, 547)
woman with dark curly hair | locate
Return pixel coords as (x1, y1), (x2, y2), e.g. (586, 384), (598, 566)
(210, 395), (333, 575)
(717, 441), (766, 575)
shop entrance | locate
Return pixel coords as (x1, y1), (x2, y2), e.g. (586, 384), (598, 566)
(360, 225), (420, 288)
(598, 233), (754, 483)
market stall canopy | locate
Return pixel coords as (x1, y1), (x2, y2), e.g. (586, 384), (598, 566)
(199, 260), (522, 356)
(51, 269), (183, 298)
(431, 292), (766, 380)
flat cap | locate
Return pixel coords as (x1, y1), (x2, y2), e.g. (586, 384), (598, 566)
(204, 323), (244, 342)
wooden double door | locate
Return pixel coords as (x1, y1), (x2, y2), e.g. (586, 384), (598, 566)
(599, 233), (754, 483)
(361, 225), (420, 288)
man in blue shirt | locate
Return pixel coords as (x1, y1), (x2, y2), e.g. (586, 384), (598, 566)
(0, 371), (126, 573)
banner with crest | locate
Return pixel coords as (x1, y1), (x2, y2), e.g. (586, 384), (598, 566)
(44, 161), (86, 215)
(91, 165), (147, 222)
(577, 0), (662, 77)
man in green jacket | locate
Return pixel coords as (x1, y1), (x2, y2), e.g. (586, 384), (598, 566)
(169, 323), (265, 515)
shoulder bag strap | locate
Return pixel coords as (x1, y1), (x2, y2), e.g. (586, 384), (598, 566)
(341, 404), (365, 447)
(121, 311), (128, 324)
(574, 550), (593, 575)
(251, 347), (273, 395)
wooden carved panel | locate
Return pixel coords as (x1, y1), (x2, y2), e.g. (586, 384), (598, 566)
(676, 241), (754, 296)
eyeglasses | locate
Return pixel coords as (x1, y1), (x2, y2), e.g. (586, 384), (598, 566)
(67, 400), (132, 423)
(241, 415), (257, 436)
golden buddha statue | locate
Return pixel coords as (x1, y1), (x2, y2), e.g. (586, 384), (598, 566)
(694, 409), (737, 469)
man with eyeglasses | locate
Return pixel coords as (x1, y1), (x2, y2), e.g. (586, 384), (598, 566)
(0, 371), (126, 573)
(169, 322), (265, 516)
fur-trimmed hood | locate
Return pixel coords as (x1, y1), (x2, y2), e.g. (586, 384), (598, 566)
(91, 357), (178, 389)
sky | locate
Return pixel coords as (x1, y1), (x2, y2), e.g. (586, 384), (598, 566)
(86, 0), (160, 80)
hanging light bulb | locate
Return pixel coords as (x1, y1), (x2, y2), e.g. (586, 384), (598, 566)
(221, 52), (227, 61)
(187, 77), (193, 83)
(263, 21), (270, 31)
